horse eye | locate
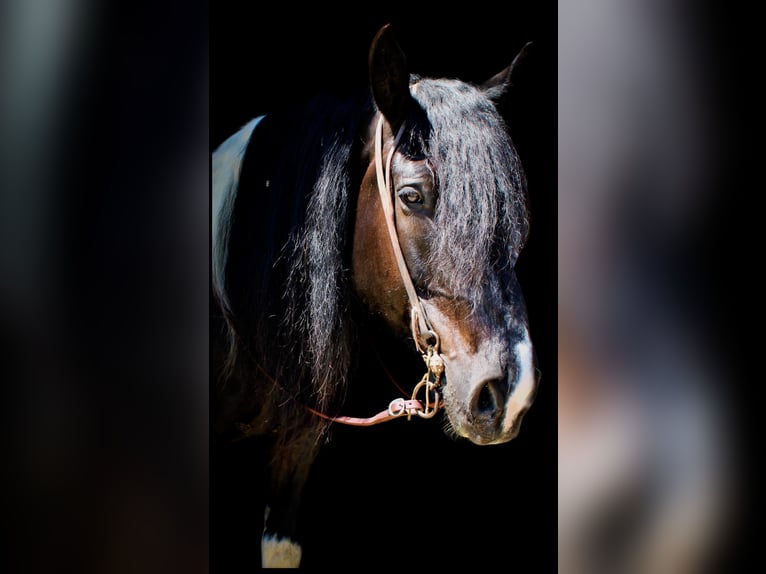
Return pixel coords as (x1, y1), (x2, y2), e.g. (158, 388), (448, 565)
(398, 189), (423, 205)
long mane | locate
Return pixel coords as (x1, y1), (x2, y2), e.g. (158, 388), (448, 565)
(217, 92), (373, 414)
(215, 76), (529, 422)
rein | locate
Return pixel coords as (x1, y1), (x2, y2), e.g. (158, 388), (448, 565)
(306, 114), (445, 427)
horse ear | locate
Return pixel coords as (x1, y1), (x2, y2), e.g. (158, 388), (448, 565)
(369, 24), (411, 128)
(481, 41), (533, 104)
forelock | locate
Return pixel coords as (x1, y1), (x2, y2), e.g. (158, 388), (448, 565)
(409, 78), (529, 301)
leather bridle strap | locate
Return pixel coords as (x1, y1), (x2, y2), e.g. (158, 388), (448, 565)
(306, 399), (424, 427)
(300, 114), (443, 429)
(374, 114), (435, 352)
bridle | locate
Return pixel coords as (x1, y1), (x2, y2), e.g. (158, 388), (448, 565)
(374, 115), (437, 354)
(308, 113), (444, 426)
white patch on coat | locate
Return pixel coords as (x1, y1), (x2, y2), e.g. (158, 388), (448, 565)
(261, 533), (302, 568)
(211, 116), (264, 307)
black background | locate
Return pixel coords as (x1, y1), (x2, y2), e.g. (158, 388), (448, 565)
(210, 4), (557, 571)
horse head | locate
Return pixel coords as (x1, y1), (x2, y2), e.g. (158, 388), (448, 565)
(352, 25), (537, 445)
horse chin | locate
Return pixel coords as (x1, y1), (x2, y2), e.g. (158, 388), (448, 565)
(444, 406), (530, 446)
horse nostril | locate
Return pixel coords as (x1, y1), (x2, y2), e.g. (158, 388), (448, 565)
(471, 379), (506, 421)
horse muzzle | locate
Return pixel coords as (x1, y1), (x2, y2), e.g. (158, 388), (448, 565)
(441, 329), (538, 445)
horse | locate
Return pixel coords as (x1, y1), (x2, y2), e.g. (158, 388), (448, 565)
(211, 24), (538, 568)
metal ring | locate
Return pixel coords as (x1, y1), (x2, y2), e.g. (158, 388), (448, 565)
(422, 330), (439, 350)
(388, 398), (406, 417)
(411, 380), (440, 418)
(417, 391), (440, 419)
(411, 379), (433, 400)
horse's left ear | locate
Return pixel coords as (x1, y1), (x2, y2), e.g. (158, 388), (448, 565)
(369, 24), (412, 129)
(481, 41), (533, 104)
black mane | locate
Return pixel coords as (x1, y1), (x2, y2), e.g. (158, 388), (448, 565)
(219, 92), (373, 416)
(215, 77), (529, 425)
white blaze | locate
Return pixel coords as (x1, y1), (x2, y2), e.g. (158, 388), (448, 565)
(503, 328), (537, 435)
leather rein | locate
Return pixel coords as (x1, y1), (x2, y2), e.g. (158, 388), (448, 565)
(307, 114), (445, 426)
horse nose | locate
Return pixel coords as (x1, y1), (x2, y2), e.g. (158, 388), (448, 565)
(470, 378), (506, 424)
